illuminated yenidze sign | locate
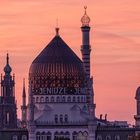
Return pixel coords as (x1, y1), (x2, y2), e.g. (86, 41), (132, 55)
(38, 87), (86, 94)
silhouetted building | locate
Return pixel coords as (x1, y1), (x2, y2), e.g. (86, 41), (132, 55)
(0, 53), (17, 129)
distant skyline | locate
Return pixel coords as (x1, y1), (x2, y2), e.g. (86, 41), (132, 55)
(0, 0), (140, 124)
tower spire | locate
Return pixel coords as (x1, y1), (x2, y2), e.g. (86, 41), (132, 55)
(6, 53), (9, 65)
(21, 78), (27, 128)
(81, 6), (91, 78)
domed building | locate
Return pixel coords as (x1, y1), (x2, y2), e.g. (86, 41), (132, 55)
(27, 7), (96, 140)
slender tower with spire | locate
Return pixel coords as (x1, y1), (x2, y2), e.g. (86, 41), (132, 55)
(0, 53), (17, 129)
(81, 6), (91, 79)
(21, 78), (27, 128)
(81, 7), (96, 140)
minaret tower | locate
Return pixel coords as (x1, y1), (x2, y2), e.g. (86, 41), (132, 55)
(81, 6), (95, 116)
(81, 7), (96, 140)
(21, 78), (27, 128)
(81, 6), (91, 79)
(0, 53), (17, 128)
(134, 87), (140, 127)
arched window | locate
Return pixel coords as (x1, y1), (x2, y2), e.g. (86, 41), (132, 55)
(36, 132), (40, 140)
(65, 132), (70, 138)
(12, 135), (18, 140)
(46, 132), (51, 140)
(115, 135), (120, 140)
(106, 135), (111, 140)
(65, 114), (68, 123)
(40, 97), (44, 103)
(51, 96), (54, 102)
(67, 96), (71, 102)
(55, 115), (58, 123)
(72, 132), (77, 140)
(22, 135), (27, 140)
(41, 132), (45, 140)
(45, 97), (49, 102)
(60, 114), (63, 123)
(62, 96), (65, 102)
(73, 96), (76, 102)
(97, 135), (102, 140)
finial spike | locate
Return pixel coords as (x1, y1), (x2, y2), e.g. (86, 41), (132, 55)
(81, 6), (90, 27)
(55, 27), (60, 36)
(55, 18), (60, 36)
(6, 52), (9, 64)
(84, 6), (87, 13)
(23, 78), (26, 97)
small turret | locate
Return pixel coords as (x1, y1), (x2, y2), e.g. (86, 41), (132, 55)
(21, 78), (27, 128)
(0, 53), (17, 129)
(81, 6), (91, 79)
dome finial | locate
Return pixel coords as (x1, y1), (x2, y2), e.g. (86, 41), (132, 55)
(81, 6), (90, 27)
(4, 52), (12, 74)
(84, 6), (87, 13)
(55, 18), (60, 36)
(55, 27), (59, 36)
(6, 52), (9, 65)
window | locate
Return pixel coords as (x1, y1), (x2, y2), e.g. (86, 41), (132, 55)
(12, 135), (18, 140)
(45, 97), (49, 102)
(47, 132), (51, 140)
(36, 132), (40, 140)
(67, 96), (71, 102)
(60, 114), (63, 123)
(51, 96), (54, 102)
(97, 135), (102, 140)
(55, 115), (58, 123)
(73, 96), (76, 102)
(62, 96), (65, 102)
(65, 114), (68, 123)
(106, 135), (111, 140)
(6, 112), (10, 124)
(115, 135), (120, 140)
(77, 96), (80, 102)
(72, 132), (77, 140)
(40, 97), (44, 103)
(22, 135), (27, 140)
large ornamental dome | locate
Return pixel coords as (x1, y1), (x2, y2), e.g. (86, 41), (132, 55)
(29, 29), (86, 93)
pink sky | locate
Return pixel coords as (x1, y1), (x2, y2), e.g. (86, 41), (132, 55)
(0, 0), (140, 124)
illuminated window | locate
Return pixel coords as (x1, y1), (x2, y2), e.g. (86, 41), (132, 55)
(6, 112), (10, 124)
